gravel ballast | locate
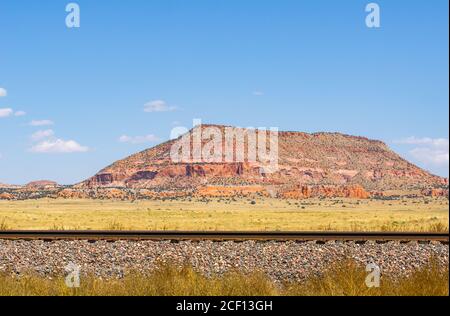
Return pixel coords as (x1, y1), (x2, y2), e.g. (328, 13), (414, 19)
(0, 240), (448, 282)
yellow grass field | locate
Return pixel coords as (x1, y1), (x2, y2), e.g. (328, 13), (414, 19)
(0, 197), (448, 231)
(0, 260), (448, 296)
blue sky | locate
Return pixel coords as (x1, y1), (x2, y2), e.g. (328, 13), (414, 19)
(0, 0), (448, 184)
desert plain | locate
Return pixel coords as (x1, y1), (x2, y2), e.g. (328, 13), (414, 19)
(0, 196), (448, 232)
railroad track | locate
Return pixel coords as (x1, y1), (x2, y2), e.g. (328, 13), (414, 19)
(0, 231), (448, 243)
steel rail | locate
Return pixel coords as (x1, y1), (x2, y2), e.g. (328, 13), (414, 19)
(0, 231), (448, 242)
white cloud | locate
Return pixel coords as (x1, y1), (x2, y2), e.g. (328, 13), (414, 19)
(29, 128), (88, 154)
(14, 110), (26, 117)
(30, 119), (54, 126)
(252, 91), (264, 96)
(31, 129), (55, 141)
(409, 147), (449, 166)
(395, 136), (449, 167)
(0, 88), (7, 97)
(395, 136), (449, 148)
(144, 100), (177, 112)
(30, 139), (89, 153)
(0, 108), (26, 118)
(118, 134), (160, 144)
(0, 108), (13, 118)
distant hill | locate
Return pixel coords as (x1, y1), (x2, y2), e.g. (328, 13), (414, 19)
(25, 180), (59, 189)
(0, 182), (21, 189)
(1, 180), (59, 190)
(71, 125), (447, 199)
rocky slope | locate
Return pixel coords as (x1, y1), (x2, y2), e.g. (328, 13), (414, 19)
(72, 125), (447, 199)
(0, 239), (447, 282)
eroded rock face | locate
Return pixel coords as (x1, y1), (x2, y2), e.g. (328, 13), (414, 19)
(0, 192), (15, 200)
(74, 125), (447, 198)
(280, 185), (370, 199)
(57, 188), (88, 199)
(93, 174), (115, 186)
(130, 171), (157, 181)
(421, 188), (449, 198)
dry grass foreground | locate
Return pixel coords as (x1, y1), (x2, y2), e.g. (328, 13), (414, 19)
(0, 260), (447, 296)
(0, 197), (448, 231)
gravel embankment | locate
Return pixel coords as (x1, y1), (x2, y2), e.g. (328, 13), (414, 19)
(0, 240), (448, 282)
